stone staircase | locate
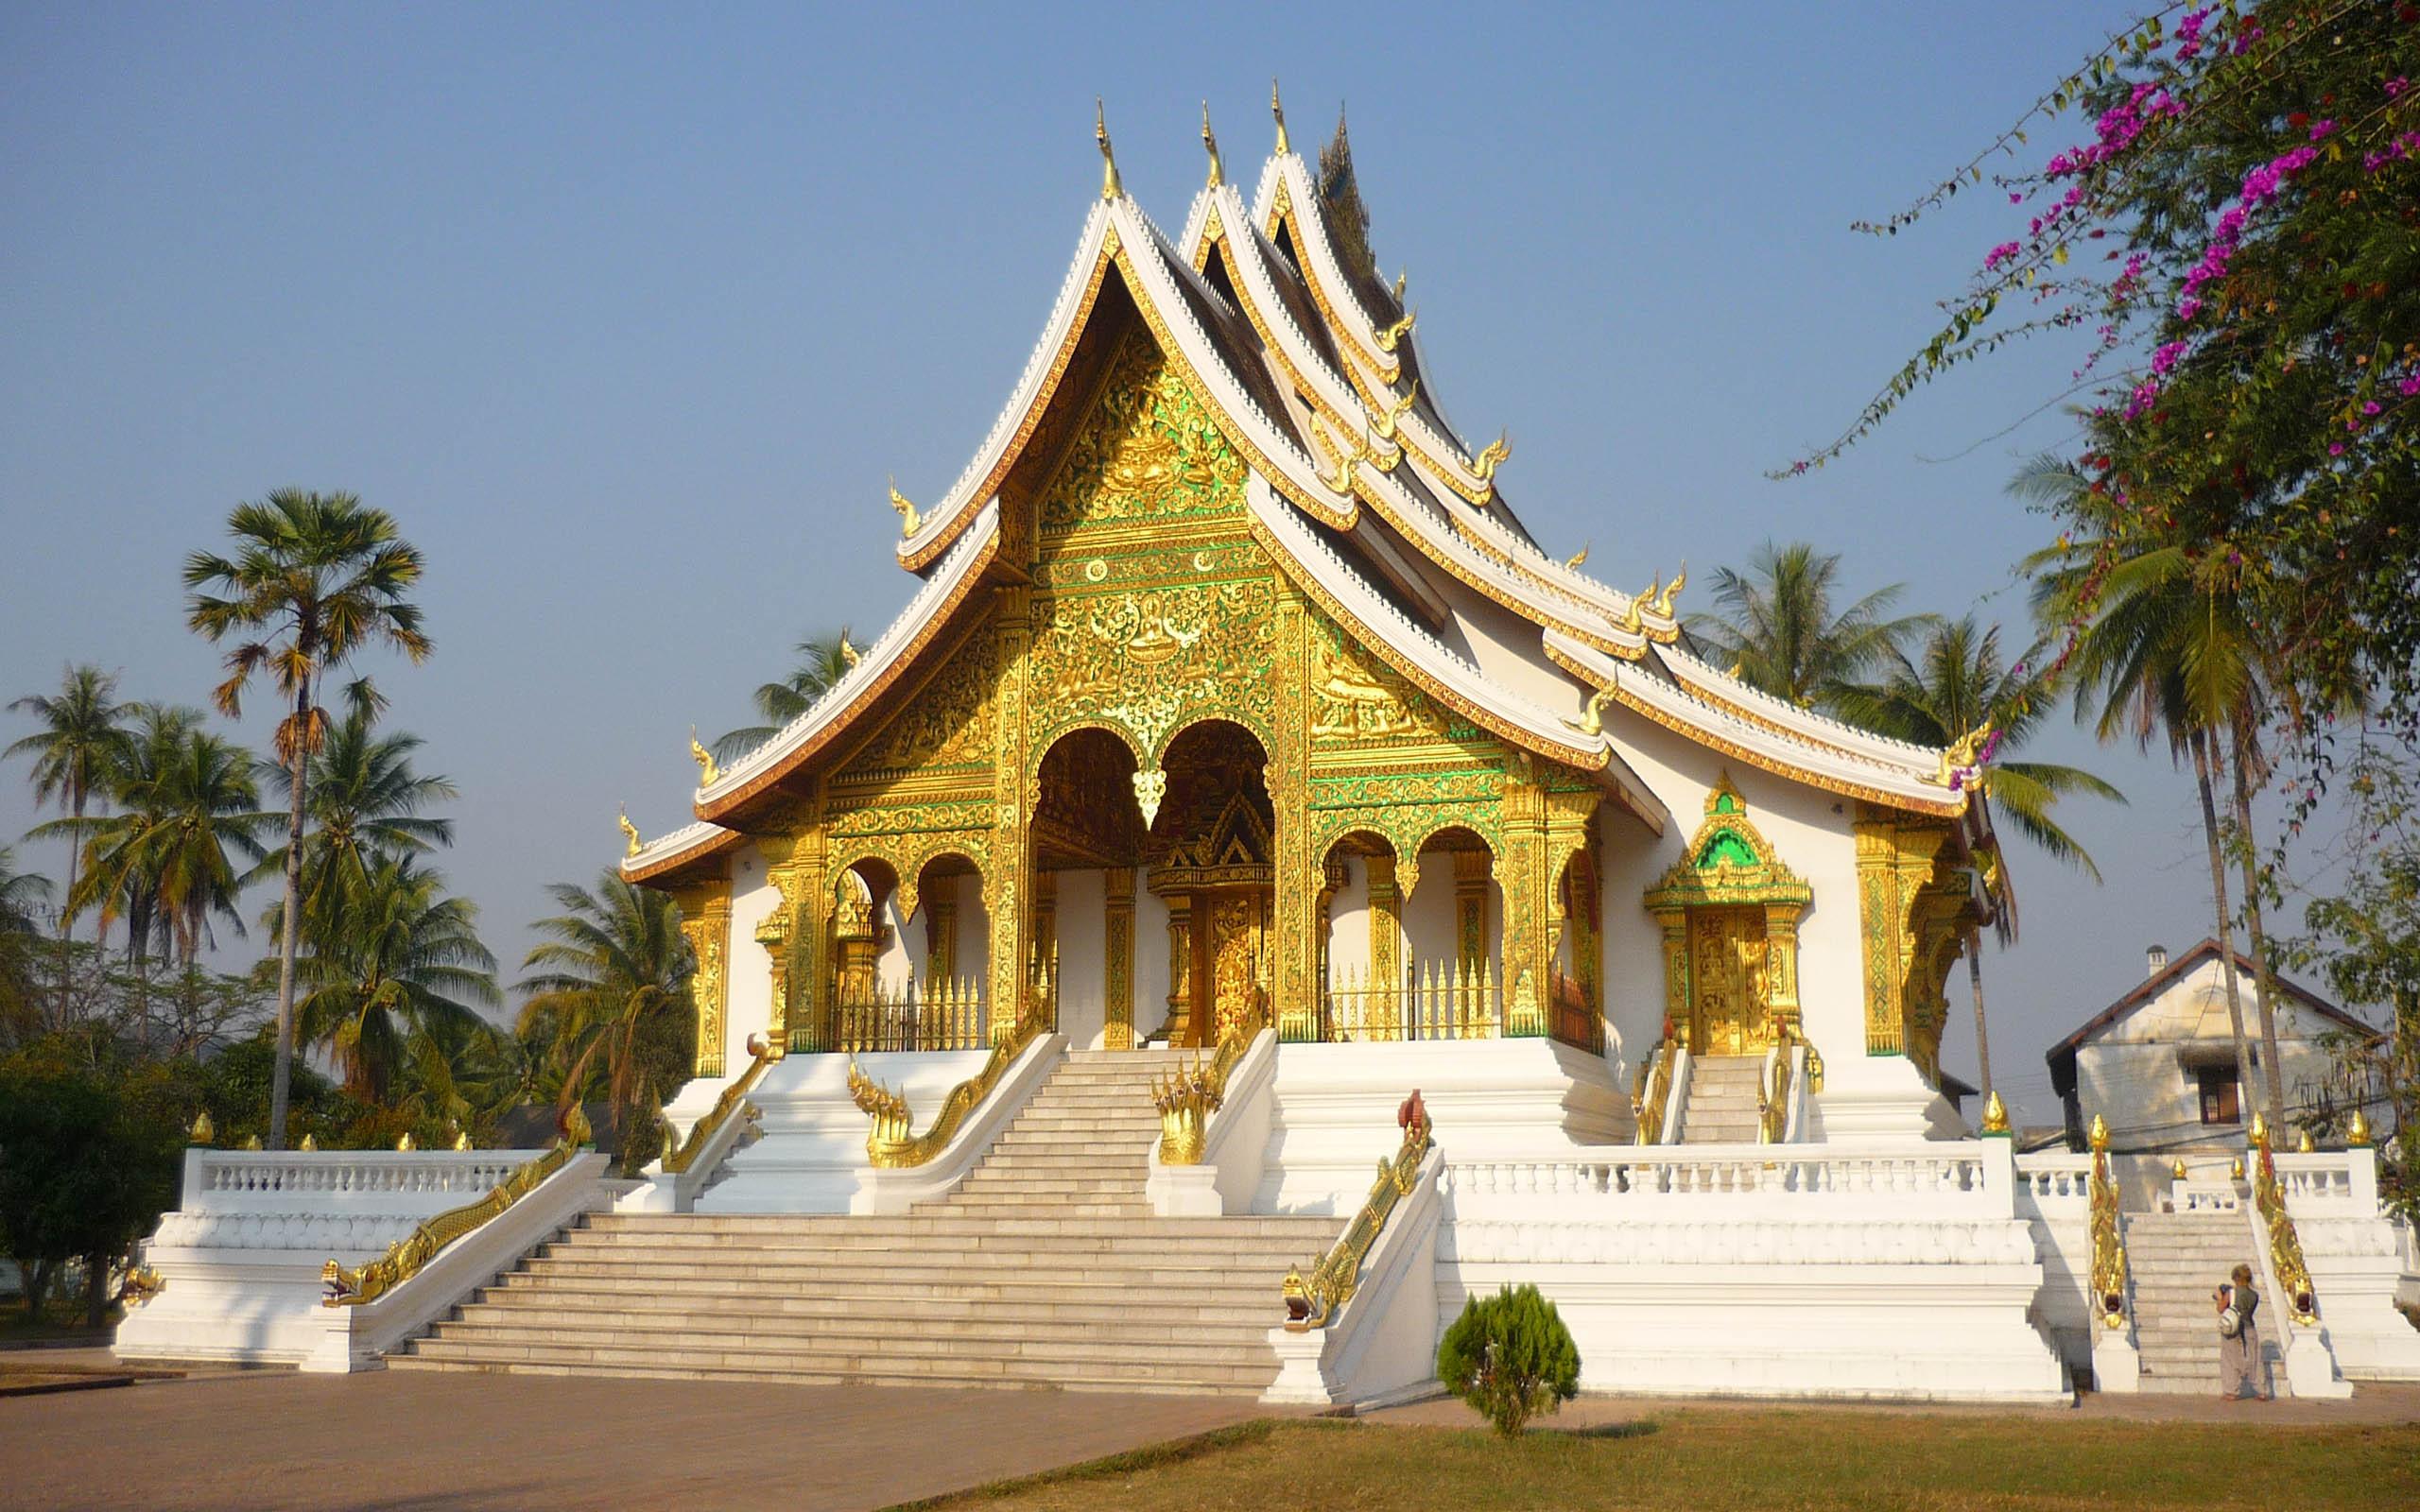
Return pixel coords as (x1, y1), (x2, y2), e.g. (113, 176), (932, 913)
(390, 1049), (1340, 1395)
(2126, 1211), (2255, 1394)
(1677, 1054), (1765, 1143)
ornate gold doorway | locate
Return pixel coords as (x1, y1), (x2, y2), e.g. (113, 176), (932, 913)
(1145, 721), (1275, 1049)
(1685, 906), (1771, 1055)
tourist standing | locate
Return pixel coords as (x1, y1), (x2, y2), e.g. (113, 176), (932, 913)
(2216, 1263), (2270, 1400)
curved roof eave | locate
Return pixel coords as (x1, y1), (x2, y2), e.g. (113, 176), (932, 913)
(1655, 641), (1961, 771)
(622, 819), (745, 885)
(699, 501), (1004, 819)
(1543, 630), (1969, 818)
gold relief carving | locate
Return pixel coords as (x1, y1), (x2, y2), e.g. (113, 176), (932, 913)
(1039, 332), (1247, 537)
(838, 632), (994, 782)
(1310, 621), (1450, 746)
(1365, 852), (1402, 993)
(989, 586), (1035, 1043)
(1851, 803), (1969, 1066)
(1028, 576), (1278, 761)
(829, 800), (995, 839)
(1270, 594), (1318, 1022)
(675, 882), (733, 1078)
(1164, 894), (1193, 1042)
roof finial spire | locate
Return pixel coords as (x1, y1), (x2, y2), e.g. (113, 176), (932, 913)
(1270, 78), (1289, 155)
(1096, 97), (1121, 202)
(1201, 100), (1223, 187)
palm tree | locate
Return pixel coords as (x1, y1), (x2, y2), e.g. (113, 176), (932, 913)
(184, 490), (430, 1147)
(1688, 542), (1934, 709)
(2025, 461), (2274, 1120)
(0, 846), (53, 1045)
(250, 710), (457, 936)
(45, 708), (269, 1045)
(1833, 616), (2124, 1096)
(714, 628), (854, 763)
(517, 873), (694, 1173)
(7, 664), (130, 1027)
(294, 858), (497, 1102)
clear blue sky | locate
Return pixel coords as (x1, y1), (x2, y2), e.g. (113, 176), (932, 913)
(0, 2), (2360, 1125)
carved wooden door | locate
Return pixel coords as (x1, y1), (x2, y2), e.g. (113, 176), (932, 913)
(1687, 906), (1771, 1055)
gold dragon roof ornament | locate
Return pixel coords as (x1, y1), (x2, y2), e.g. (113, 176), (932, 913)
(889, 475), (920, 539)
(689, 728), (719, 788)
(1564, 542), (1589, 571)
(1471, 431), (1511, 484)
(619, 808), (642, 858)
(1651, 562), (1686, 618)
(1374, 310), (1416, 353)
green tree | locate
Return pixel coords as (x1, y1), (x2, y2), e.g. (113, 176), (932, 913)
(183, 490), (430, 1148)
(1436, 1283), (1581, 1437)
(1688, 541), (1934, 710)
(294, 858), (497, 1104)
(251, 710), (456, 936)
(1833, 615), (2123, 1095)
(7, 664), (130, 1028)
(713, 628), (854, 764)
(0, 1043), (185, 1328)
(517, 873), (693, 1174)
(0, 848), (53, 1047)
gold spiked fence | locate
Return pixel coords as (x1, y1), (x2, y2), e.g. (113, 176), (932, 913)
(1312, 960), (1501, 1043)
(832, 976), (990, 1054)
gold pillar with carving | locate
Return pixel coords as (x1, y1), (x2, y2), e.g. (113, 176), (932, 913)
(1763, 900), (1803, 1043)
(1852, 804), (1954, 1058)
(1653, 910), (1690, 1049)
(987, 584), (1035, 1044)
(1269, 592), (1317, 1025)
(1452, 848), (1491, 977)
(1496, 760), (1549, 1036)
(1103, 867), (1135, 1050)
(673, 879), (733, 1077)
(925, 887), (957, 985)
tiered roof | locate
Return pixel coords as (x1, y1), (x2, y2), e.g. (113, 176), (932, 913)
(626, 102), (1987, 885)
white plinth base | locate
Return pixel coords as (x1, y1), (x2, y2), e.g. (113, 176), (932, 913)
(2090, 1326), (2140, 1393)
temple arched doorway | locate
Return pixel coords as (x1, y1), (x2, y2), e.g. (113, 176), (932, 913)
(1144, 719), (1272, 1049)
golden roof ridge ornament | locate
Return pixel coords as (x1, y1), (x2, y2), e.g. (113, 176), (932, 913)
(1392, 267), (1408, 302)
(1374, 309), (1416, 353)
(1201, 101), (1223, 187)
(1370, 380), (1417, 443)
(889, 475), (920, 539)
(1565, 684), (1616, 737)
(838, 633), (861, 671)
(1271, 78), (1289, 155)
(1564, 543), (1589, 571)
(1096, 98), (1121, 202)
(1472, 430), (1511, 483)
(1651, 562), (1687, 618)
(619, 807), (643, 858)
(689, 728), (719, 788)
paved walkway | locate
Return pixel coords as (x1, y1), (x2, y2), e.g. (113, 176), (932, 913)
(1368, 1381), (2420, 1430)
(0, 1362), (1267, 1512)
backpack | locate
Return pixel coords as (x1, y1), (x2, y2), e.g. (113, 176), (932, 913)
(2217, 1305), (2241, 1339)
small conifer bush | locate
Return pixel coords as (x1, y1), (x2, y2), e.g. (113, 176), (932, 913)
(1436, 1282), (1581, 1436)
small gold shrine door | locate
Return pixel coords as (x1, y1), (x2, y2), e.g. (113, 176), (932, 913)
(1685, 906), (1772, 1056)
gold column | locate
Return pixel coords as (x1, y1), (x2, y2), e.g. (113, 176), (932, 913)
(1365, 852), (1401, 1002)
(1103, 867), (1134, 1050)
(1652, 908), (1689, 1049)
(1452, 848), (1491, 975)
(1164, 893), (1194, 1044)
(1496, 763), (1549, 1023)
(1852, 805), (1951, 1058)
(987, 584), (1035, 1044)
(1763, 901), (1803, 1043)
(1270, 592), (1318, 1023)
(673, 879), (733, 1077)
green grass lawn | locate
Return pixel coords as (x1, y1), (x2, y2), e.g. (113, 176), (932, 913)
(903, 1412), (2418, 1512)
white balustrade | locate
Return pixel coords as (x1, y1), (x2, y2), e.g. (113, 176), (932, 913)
(2014, 1152), (2092, 1216)
(197, 1150), (528, 1204)
(1444, 1139), (2010, 1219)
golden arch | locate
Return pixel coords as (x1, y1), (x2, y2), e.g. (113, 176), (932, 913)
(1642, 774), (1810, 1056)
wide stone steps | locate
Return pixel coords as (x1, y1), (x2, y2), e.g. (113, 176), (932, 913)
(1677, 1055), (1768, 1144)
(400, 1050), (1337, 1394)
(2122, 1213), (2253, 1394)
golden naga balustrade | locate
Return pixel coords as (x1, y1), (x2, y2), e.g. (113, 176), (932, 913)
(1633, 1039), (1676, 1145)
(2086, 1113), (2130, 1332)
(1756, 1024), (1826, 1144)
(658, 1047), (773, 1177)
(1283, 1091), (1434, 1332)
(321, 1109), (592, 1309)
(1153, 988), (1271, 1165)
(847, 1000), (1054, 1169)
(2248, 1112), (2321, 1326)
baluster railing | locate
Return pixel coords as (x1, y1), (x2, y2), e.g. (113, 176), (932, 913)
(832, 975), (988, 1053)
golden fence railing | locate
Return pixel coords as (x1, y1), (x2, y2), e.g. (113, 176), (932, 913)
(1309, 961), (1498, 1042)
(830, 976), (989, 1054)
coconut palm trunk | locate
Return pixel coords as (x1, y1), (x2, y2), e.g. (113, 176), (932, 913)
(1965, 930), (1994, 1098)
(269, 676), (311, 1149)
(2189, 730), (2260, 1116)
(2228, 735), (2287, 1125)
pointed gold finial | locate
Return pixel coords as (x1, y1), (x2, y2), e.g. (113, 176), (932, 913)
(453, 1129), (472, 1151)
(2088, 1111), (2109, 1151)
(1392, 267), (1408, 302)
(1982, 1090), (2010, 1134)
(2295, 1125), (2314, 1153)
(2171, 1157), (2188, 1180)
(1271, 78), (1289, 154)
(1565, 685), (1615, 737)
(888, 474), (921, 540)
(689, 727), (719, 788)
(300, 1132), (320, 1151)
(619, 807), (643, 859)
(1472, 431), (1511, 482)
(1096, 98), (1121, 202)
(1201, 101), (1223, 187)
(189, 1110), (215, 1145)
(1375, 310), (1417, 353)
(1371, 380), (1417, 443)
(1564, 543), (1590, 571)
(838, 634), (860, 671)
(395, 1131), (416, 1152)
(2348, 1107), (2373, 1146)
(2250, 1109), (2268, 1146)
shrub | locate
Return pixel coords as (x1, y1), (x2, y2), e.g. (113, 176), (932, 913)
(1436, 1282), (1581, 1436)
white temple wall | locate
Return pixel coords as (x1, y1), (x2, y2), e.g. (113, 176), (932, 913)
(1053, 868), (1108, 1049)
(874, 888), (913, 993)
(724, 844), (782, 1067)
(947, 870), (990, 988)
(1133, 881), (1170, 1041)
(1400, 860), (1503, 980)
(1325, 856), (1374, 980)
